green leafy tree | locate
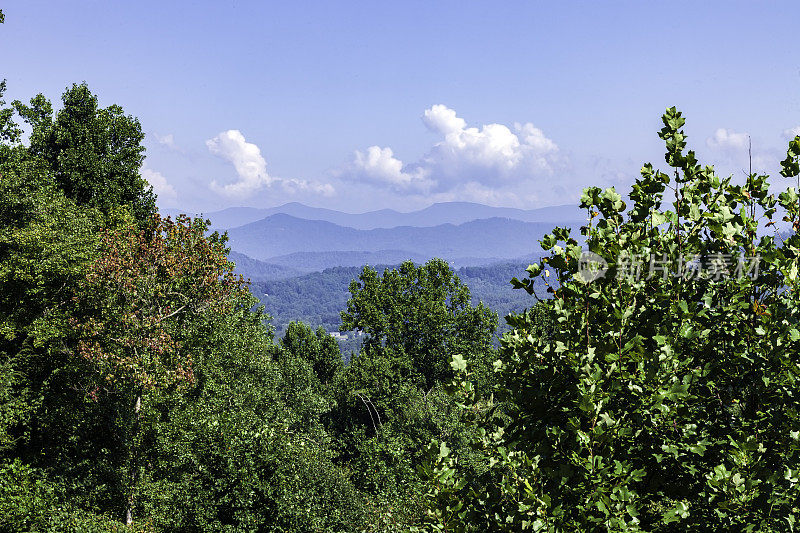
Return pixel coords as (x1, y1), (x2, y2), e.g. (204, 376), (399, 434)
(280, 322), (343, 387)
(342, 259), (497, 395)
(422, 109), (800, 531)
(70, 214), (248, 524)
(13, 83), (155, 223)
(332, 259), (497, 529)
(1, 89), (112, 516)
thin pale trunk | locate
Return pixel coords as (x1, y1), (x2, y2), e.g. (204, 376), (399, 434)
(125, 394), (141, 526)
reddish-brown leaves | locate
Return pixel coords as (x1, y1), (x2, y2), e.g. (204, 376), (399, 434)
(72, 214), (248, 392)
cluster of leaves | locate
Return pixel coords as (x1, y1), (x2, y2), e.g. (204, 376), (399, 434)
(419, 109), (800, 531)
(71, 214), (248, 391)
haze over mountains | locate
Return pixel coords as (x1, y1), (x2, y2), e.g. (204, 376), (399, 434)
(225, 214), (558, 261)
(165, 201), (586, 278)
(166, 201), (585, 231)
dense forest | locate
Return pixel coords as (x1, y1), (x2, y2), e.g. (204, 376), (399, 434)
(2, 20), (800, 531)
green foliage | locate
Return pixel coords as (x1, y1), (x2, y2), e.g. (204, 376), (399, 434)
(13, 83), (155, 223)
(280, 322), (343, 387)
(324, 260), (498, 528)
(130, 305), (364, 532)
(0, 145), (105, 345)
(421, 108), (800, 531)
(0, 459), (149, 532)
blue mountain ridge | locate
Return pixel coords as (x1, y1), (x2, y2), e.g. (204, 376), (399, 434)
(164, 201), (585, 231)
(224, 214), (583, 263)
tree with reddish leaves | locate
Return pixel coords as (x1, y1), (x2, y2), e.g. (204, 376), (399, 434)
(71, 213), (249, 524)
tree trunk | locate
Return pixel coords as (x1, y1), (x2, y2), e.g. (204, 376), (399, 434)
(125, 394), (141, 526)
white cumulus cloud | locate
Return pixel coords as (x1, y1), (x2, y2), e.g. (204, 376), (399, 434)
(422, 104), (467, 135)
(340, 104), (562, 199)
(141, 166), (177, 201)
(207, 129), (334, 199)
(207, 129), (274, 197)
(350, 146), (433, 191)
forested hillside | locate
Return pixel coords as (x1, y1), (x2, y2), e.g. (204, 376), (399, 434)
(248, 261), (546, 345)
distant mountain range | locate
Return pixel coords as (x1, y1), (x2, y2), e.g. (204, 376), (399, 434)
(161, 201), (586, 274)
(224, 214), (568, 263)
(164, 201), (586, 230)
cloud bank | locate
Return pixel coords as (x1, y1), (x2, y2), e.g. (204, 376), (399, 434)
(338, 105), (564, 206)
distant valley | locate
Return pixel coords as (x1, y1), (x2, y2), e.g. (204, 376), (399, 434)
(166, 201), (577, 343)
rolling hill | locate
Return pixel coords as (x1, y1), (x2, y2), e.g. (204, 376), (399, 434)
(248, 262), (548, 347)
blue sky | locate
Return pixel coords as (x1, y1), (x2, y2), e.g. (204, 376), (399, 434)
(2, 1), (799, 213)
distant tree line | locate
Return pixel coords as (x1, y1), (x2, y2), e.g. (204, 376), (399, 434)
(250, 262), (544, 345)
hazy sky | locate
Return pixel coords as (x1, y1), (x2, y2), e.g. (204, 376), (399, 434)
(2, 1), (799, 213)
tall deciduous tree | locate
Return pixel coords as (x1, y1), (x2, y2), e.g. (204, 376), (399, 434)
(71, 214), (248, 523)
(333, 259), (497, 527)
(342, 259), (496, 396)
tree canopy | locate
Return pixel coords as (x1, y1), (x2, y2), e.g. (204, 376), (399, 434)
(13, 83), (155, 223)
(420, 109), (800, 531)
